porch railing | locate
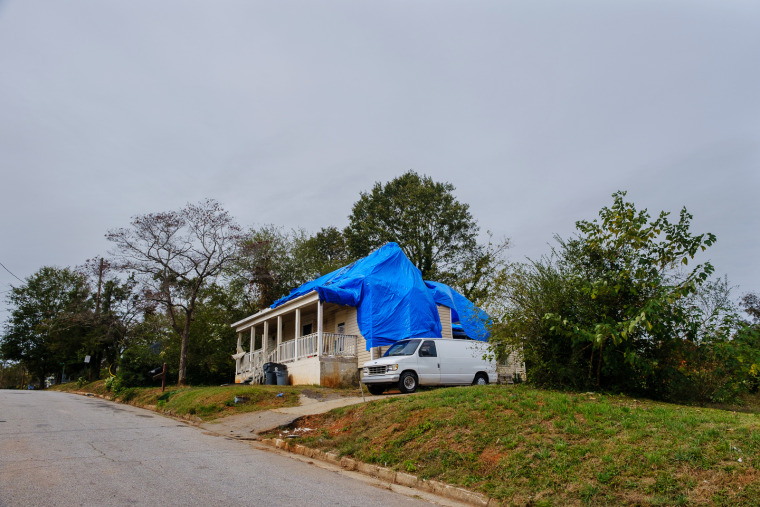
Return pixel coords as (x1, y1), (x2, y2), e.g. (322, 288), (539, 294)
(298, 333), (319, 358)
(236, 333), (357, 381)
(321, 333), (357, 357)
(278, 339), (296, 362)
(236, 350), (263, 379)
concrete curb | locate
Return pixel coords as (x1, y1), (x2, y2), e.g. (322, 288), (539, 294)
(264, 438), (496, 506)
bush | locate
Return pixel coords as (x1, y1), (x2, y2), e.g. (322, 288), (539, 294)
(116, 344), (161, 388)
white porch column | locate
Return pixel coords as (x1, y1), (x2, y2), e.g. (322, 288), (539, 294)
(294, 308), (301, 362)
(317, 300), (323, 356)
(276, 316), (282, 361)
(250, 327), (254, 354)
(236, 332), (242, 372)
(262, 321), (269, 360)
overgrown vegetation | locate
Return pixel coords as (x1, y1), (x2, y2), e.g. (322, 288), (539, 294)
(283, 385), (760, 506)
(489, 192), (760, 404)
(2, 182), (757, 415)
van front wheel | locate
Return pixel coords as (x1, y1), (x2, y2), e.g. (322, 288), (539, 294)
(473, 373), (488, 386)
(399, 372), (418, 393)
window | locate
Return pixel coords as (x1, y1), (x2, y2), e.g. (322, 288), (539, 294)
(418, 340), (437, 357)
(383, 339), (421, 357)
(302, 323), (313, 335)
(337, 322), (345, 335)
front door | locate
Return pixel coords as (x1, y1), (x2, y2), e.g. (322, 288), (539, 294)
(416, 340), (440, 385)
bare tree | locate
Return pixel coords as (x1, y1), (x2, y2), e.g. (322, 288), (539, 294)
(106, 199), (241, 385)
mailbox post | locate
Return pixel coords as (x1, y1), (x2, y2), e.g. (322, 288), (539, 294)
(150, 363), (167, 392)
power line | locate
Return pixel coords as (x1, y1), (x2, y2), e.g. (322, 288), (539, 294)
(0, 261), (24, 283)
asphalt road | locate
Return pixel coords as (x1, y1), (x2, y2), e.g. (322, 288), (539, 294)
(0, 390), (434, 507)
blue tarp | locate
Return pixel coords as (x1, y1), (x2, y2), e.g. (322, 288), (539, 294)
(271, 242), (489, 349)
(425, 281), (491, 341)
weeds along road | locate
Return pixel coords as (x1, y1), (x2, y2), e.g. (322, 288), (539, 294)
(0, 390), (433, 507)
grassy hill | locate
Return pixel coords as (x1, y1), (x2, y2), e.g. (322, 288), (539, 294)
(276, 385), (760, 506)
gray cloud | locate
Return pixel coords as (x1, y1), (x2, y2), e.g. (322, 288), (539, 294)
(1, 0), (758, 318)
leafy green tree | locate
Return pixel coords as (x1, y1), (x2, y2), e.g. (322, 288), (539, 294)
(235, 225), (314, 309)
(78, 258), (142, 380)
(492, 192), (723, 398)
(0, 360), (27, 389)
(300, 226), (353, 277)
(344, 171), (505, 300)
(116, 312), (173, 386)
(345, 171), (477, 281)
(1, 267), (92, 386)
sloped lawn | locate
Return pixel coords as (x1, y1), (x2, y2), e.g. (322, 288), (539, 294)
(282, 385), (760, 506)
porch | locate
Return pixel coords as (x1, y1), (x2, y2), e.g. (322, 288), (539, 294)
(234, 332), (358, 385)
(232, 293), (361, 386)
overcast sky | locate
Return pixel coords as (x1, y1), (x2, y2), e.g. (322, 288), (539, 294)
(1, 0), (758, 319)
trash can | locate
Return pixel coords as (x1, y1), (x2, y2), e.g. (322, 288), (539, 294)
(275, 365), (288, 386)
(263, 362), (277, 385)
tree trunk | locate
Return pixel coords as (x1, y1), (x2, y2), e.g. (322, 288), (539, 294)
(596, 338), (604, 387)
(177, 312), (192, 385)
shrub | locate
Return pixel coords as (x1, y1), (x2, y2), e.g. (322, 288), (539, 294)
(116, 344), (161, 388)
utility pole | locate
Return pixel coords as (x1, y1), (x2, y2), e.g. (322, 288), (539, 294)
(95, 257), (104, 313)
(90, 258), (105, 381)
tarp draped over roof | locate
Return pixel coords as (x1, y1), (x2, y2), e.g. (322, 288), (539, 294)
(271, 242), (489, 349)
(425, 281), (491, 341)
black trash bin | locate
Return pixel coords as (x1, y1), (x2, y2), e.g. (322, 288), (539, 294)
(275, 364), (289, 386)
(263, 362), (277, 385)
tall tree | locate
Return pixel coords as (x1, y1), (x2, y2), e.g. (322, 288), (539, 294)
(1, 266), (91, 386)
(234, 225), (356, 311)
(78, 257), (142, 380)
(344, 171), (498, 296)
(300, 226), (353, 277)
(106, 199), (241, 385)
(235, 225), (312, 310)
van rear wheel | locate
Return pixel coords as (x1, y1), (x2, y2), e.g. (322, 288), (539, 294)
(398, 372), (418, 393)
(473, 373), (488, 386)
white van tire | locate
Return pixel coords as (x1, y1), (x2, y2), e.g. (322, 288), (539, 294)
(399, 371), (418, 393)
(473, 373), (488, 385)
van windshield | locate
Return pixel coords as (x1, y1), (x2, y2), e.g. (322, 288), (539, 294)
(383, 339), (421, 357)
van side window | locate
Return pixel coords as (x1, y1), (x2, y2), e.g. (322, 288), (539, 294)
(419, 341), (437, 357)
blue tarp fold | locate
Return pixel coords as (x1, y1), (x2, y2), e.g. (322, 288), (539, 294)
(425, 281), (491, 341)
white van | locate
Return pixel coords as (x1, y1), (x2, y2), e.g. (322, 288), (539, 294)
(361, 338), (496, 395)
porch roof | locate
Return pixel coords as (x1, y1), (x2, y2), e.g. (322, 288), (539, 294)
(231, 290), (320, 332)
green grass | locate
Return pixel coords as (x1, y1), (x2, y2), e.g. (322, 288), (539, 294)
(53, 380), (305, 420)
(280, 385), (760, 506)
